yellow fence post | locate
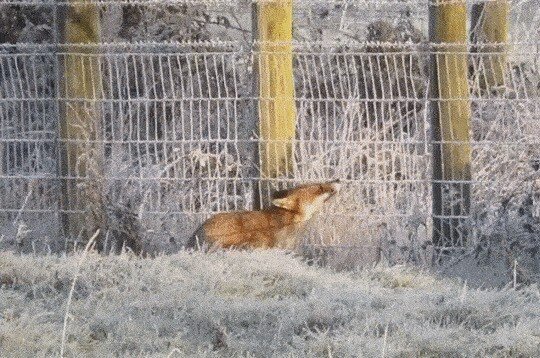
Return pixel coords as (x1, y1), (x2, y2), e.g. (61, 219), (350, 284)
(61, 1), (102, 238)
(471, 0), (509, 91)
(257, 0), (296, 180)
(430, 0), (472, 249)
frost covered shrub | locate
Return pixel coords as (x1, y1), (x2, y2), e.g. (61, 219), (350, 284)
(1, 249), (539, 357)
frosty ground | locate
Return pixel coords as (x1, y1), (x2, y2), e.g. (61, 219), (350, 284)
(1, 249), (539, 357)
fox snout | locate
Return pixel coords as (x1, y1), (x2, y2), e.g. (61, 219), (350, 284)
(325, 179), (341, 200)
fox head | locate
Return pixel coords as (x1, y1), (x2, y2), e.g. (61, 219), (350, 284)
(271, 180), (341, 221)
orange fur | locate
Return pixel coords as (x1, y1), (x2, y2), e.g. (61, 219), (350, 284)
(188, 180), (341, 250)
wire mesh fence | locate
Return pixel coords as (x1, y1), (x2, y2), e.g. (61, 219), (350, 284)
(0, 0), (539, 268)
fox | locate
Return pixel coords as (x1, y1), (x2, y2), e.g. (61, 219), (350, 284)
(186, 180), (341, 251)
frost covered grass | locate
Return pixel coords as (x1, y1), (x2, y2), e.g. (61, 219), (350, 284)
(1, 249), (539, 357)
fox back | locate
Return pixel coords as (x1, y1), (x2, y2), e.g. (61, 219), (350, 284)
(186, 180), (340, 250)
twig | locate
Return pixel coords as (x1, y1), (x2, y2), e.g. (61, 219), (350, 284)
(60, 230), (99, 358)
(381, 323), (388, 357)
(513, 259), (517, 289)
(166, 348), (184, 358)
(192, 18), (250, 34)
(13, 179), (36, 227)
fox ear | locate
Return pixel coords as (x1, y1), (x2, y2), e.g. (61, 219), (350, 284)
(272, 197), (295, 210)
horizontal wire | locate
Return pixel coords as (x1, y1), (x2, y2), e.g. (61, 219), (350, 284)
(1, 174), (536, 184)
(0, 207), (434, 218)
(1, 97), (538, 103)
(2, 137), (540, 146)
(0, 0), (529, 6)
(1, 41), (536, 51)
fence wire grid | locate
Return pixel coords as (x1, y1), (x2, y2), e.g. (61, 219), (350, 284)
(0, 0), (539, 266)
